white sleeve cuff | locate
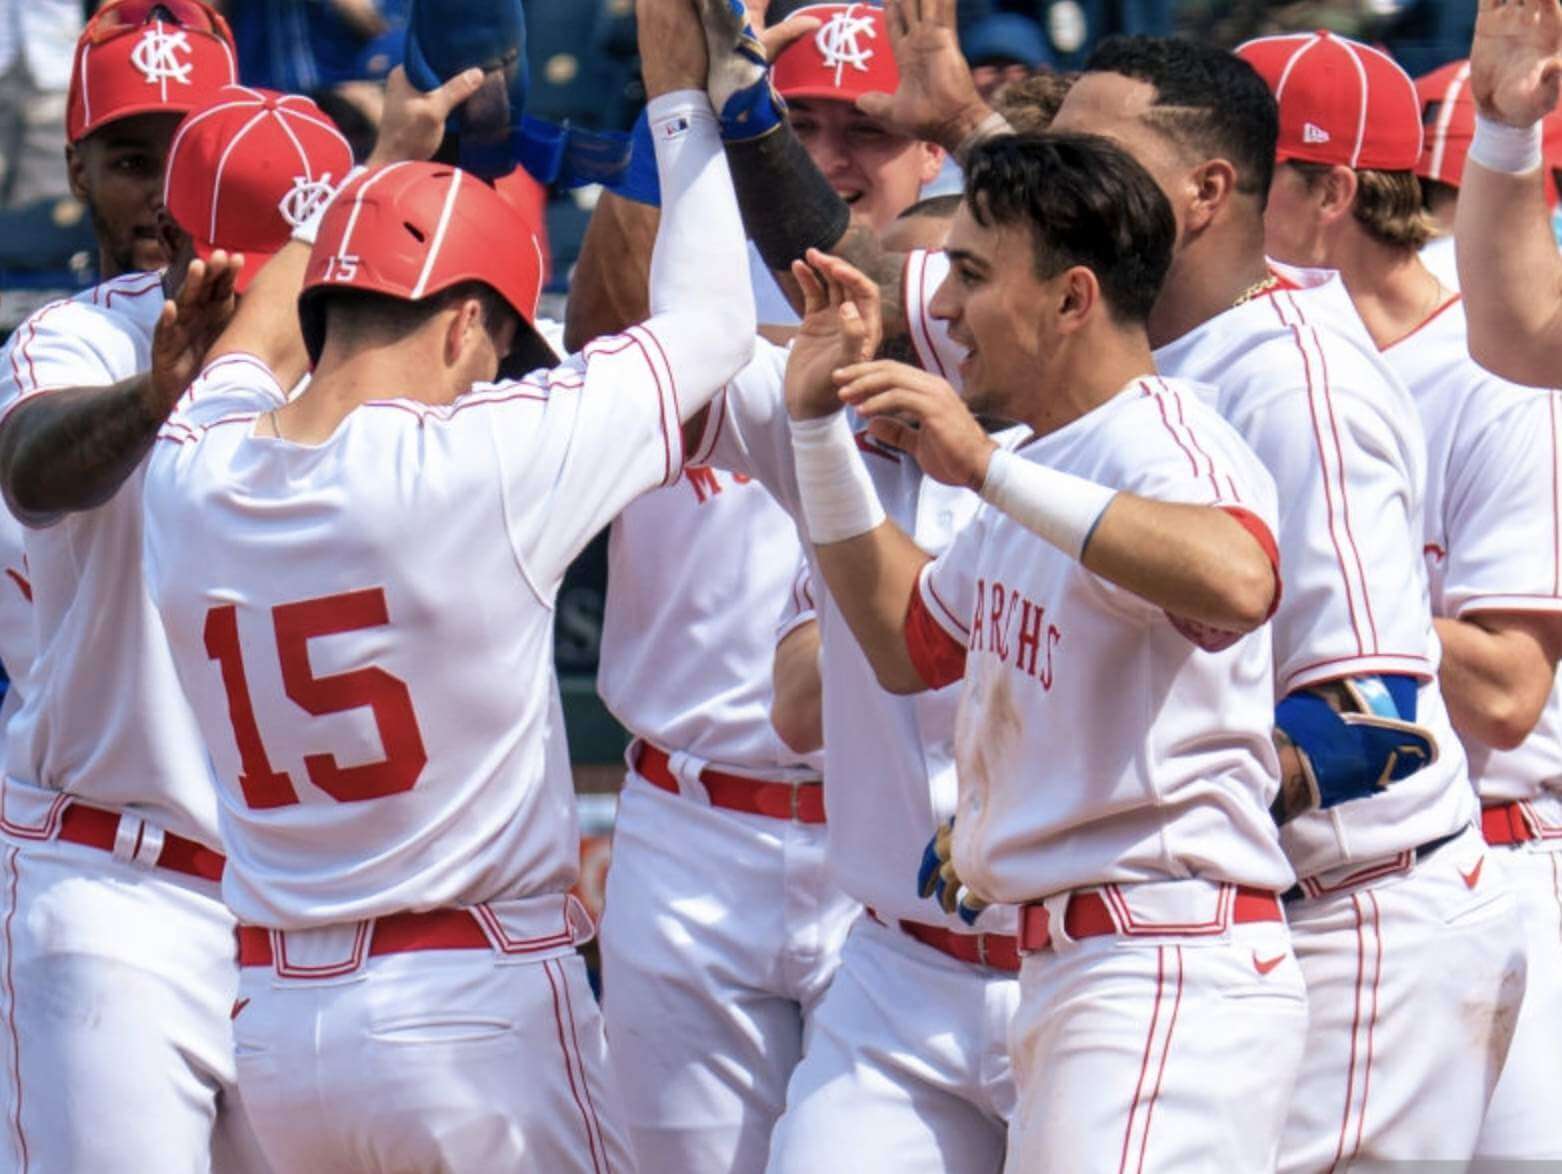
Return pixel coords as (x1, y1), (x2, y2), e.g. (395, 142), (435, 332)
(1470, 114), (1544, 175)
(978, 448), (1116, 561)
(789, 412), (886, 544)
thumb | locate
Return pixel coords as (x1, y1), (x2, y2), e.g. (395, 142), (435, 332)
(855, 91), (895, 122)
(759, 14), (820, 60)
(433, 66), (486, 117)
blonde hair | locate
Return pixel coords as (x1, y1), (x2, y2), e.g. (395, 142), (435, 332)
(1292, 162), (1437, 250)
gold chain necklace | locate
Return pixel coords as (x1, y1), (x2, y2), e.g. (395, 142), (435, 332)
(1232, 274), (1280, 308)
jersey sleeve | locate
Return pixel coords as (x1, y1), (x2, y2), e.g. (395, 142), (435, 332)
(1234, 365), (1432, 691)
(1441, 389), (1562, 617)
(0, 300), (142, 419)
(776, 554), (817, 645)
(904, 250), (965, 393)
(910, 510), (986, 687)
(688, 336), (803, 520)
(495, 322), (700, 590)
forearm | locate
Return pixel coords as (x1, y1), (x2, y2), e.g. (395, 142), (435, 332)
(0, 379), (163, 524)
(980, 450), (1275, 633)
(645, 93), (756, 414)
(1434, 614), (1556, 751)
(206, 240), (312, 385)
(563, 192), (658, 352)
(1455, 122), (1562, 385)
(815, 524), (929, 694)
(772, 620), (823, 754)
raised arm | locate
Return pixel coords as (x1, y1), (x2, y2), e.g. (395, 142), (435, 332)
(0, 256), (239, 526)
(1456, 0), (1562, 384)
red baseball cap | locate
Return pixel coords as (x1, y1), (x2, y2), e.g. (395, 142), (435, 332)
(298, 162), (546, 365)
(1418, 58), (1562, 206)
(1237, 31), (1422, 171)
(67, 0), (237, 144)
(773, 3), (899, 104)
(164, 87), (355, 293)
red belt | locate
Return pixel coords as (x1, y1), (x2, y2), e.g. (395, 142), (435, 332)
(635, 742), (826, 824)
(1020, 885), (1283, 952)
(1483, 801), (1536, 846)
(867, 908), (1021, 972)
(56, 801), (225, 883)
(238, 908), (491, 967)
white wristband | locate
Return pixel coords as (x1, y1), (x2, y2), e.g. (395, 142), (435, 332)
(790, 412), (886, 544)
(289, 165), (367, 247)
(1469, 114), (1543, 175)
(978, 448), (1116, 561)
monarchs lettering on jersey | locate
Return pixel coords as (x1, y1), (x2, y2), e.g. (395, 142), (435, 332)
(683, 464), (752, 505)
(970, 578), (1061, 689)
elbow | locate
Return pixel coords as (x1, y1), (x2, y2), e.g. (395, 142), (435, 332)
(709, 307), (756, 384)
(771, 699), (823, 756)
(874, 662), (928, 696)
(1477, 688), (1548, 752)
(1215, 557), (1277, 635)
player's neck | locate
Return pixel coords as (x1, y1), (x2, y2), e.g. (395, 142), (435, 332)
(1017, 332), (1157, 439)
(1329, 234), (1453, 352)
(281, 339), (461, 443)
(1146, 220), (1273, 349)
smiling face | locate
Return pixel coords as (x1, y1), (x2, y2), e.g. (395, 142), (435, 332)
(788, 97), (945, 233)
(928, 202), (1053, 420)
(67, 112), (184, 276)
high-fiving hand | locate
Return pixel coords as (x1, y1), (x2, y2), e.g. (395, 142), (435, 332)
(148, 251), (243, 419)
(784, 248), (884, 420)
(855, 0), (991, 152)
(1471, 0), (1562, 127)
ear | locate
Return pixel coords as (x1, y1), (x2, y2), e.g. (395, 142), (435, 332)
(1183, 158), (1240, 234)
(65, 142), (89, 202)
(916, 142), (947, 186)
(443, 299), (485, 366)
(1316, 164), (1359, 229)
(1053, 266), (1099, 336)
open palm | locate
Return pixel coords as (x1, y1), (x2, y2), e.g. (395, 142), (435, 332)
(1471, 0), (1562, 126)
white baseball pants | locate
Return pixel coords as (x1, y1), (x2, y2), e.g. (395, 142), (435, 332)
(232, 901), (634, 1174)
(599, 776), (859, 1173)
(1475, 833), (1562, 1160)
(0, 833), (269, 1173)
(1005, 887), (1307, 1173)
(1279, 825), (1527, 1171)
(764, 914), (1019, 1174)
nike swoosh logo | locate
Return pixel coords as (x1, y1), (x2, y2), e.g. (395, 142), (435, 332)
(1460, 857), (1484, 890)
(1253, 953), (1285, 976)
(231, 997), (250, 1019)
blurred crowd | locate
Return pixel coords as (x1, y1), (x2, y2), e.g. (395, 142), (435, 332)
(0, 0), (1485, 334)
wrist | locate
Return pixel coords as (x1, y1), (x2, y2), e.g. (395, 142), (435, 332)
(978, 448), (1116, 561)
(789, 412), (886, 543)
(1470, 113), (1543, 174)
(965, 438), (999, 492)
(952, 108), (1012, 166)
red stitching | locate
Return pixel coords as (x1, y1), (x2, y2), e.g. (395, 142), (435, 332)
(1311, 331), (1379, 652)
(1101, 882), (1234, 935)
(923, 570), (969, 639)
(1141, 380), (1200, 479)
(1119, 947), (1165, 1174)
(469, 902), (574, 955)
(640, 326), (684, 470)
(556, 959), (612, 1172)
(622, 329), (674, 487)
(1351, 892), (1383, 1161)
(1551, 393), (1560, 598)
(4, 849), (27, 1171)
(1136, 945), (1183, 1174)
(273, 923), (368, 978)
(1165, 380), (1226, 499)
(546, 959), (604, 1174)
(911, 253), (950, 382)
(1328, 894), (1367, 1174)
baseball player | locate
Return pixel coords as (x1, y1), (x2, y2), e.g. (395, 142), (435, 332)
(1456, 0), (1562, 386)
(0, 5), (277, 1170)
(1044, 36), (1520, 1171)
(137, 0), (755, 1167)
(785, 130), (1303, 1173)
(1252, 32), (1562, 1159)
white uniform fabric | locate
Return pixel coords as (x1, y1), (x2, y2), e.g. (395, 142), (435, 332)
(0, 506), (33, 735)
(916, 377), (1293, 904)
(905, 249), (966, 389)
(910, 378), (1303, 1171)
(0, 272), (219, 848)
(1152, 263), (1476, 876)
(1385, 298), (1562, 1159)
(1150, 265), (1521, 1168)
(1419, 233), (1459, 291)
(0, 272), (262, 1174)
(695, 339), (1021, 1171)
(596, 465), (857, 1172)
(144, 344), (686, 929)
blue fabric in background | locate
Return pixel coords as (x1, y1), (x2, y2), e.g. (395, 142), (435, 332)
(230, 0), (410, 93)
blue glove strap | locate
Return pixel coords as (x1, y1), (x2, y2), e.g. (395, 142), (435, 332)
(1276, 675), (1432, 808)
(718, 79), (787, 143)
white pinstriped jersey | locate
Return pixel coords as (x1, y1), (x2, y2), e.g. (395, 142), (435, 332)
(0, 272), (221, 849)
(1154, 263), (1475, 877)
(905, 249), (965, 388)
(143, 330), (688, 928)
(694, 336), (1024, 930)
(597, 464), (820, 779)
(915, 378), (1292, 904)
(1386, 297), (1562, 809)
(0, 506), (33, 735)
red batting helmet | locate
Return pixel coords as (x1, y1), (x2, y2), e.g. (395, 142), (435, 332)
(67, 0), (237, 144)
(1417, 59), (1562, 208)
(298, 161), (547, 366)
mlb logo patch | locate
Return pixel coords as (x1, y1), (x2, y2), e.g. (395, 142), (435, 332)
(656, 115), (692, 141)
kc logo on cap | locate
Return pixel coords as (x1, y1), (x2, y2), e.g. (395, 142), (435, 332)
(277, 175), (338, 230)
(816, 5), (877, 88)
(130, 26), (195, 86)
